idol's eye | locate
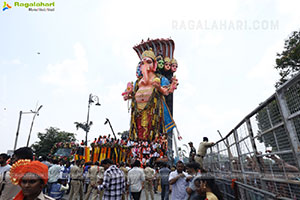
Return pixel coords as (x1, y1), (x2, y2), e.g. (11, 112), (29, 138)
(146, 60), (153, 64)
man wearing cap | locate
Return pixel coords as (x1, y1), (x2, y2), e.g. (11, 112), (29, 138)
(195, 137), (214, 171)
(0, 147), (34, 200)
(10, 159), (54, 200)
(188, 142), (196, 162)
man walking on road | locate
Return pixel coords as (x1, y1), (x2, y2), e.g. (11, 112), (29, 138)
(96, 159), (125, 200)
(127, 160), (145, 200)
(159, 162), (171, 200)
(119, 162), (128, 200)
(69, 160), (84, 200)
(169, 161), (188, 200)
(144, 163), (155, 200)
(84, 162), (101, 200)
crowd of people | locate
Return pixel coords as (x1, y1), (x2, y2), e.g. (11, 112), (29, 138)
(0, 136), (222, 200)
(91, 135), (169, 159)
(77, 134), (170, 167)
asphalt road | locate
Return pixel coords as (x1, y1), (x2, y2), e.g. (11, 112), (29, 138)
(63, 190), (168, 200)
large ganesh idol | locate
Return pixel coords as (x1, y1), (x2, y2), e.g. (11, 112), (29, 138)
(122, 39), (178, 142)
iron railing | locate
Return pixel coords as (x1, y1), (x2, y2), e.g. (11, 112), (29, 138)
(204, 72), (300, 200)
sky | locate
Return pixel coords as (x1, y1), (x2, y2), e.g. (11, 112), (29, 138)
(0, 0), (299, 154)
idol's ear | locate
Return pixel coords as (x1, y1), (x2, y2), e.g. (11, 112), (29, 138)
(153, 60), (158, 72)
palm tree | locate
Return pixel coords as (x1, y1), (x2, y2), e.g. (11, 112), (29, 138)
(74, 121), (93, 132)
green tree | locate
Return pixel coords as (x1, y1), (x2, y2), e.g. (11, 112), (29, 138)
(31, 127), (76, 157)
(275, 30), (300, 88)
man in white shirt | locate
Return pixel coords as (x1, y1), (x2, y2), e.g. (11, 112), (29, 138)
(0, 153), (11, 198)
(48, 159), (61, 194)
(0, 154), (10, 174)
(48, 160), (61, 185)
(127, 160), (145, 200)
(169, 161), (189, 200)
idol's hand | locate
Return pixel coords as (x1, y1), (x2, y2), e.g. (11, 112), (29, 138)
(152, 80), (161, 89)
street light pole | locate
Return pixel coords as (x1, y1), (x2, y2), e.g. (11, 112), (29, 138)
(13, 110), (37, 151)
(14, 111), (23, 151)
(85, 94), (100, 145)
(85, 99), (91, 146)
(26, 105), (43, 147)
(104, 118), (116, 139)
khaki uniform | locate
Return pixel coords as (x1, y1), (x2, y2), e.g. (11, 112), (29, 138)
(84, 165), (104, 200)
(194, 141), (214, 169)
(69, 165), (84, 200)
(0, 171), (21, 200)
(144, 167), (155, 200)
(119, 167), (128, 200)
(97, 166), (105, 200)
(36, 192), (55, 200)
(119, 167), (128, 181)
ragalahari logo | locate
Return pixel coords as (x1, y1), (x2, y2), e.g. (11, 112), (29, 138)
(3, 1), (12, 11)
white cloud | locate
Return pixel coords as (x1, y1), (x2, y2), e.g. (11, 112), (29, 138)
(11, 59), (21, 65)
(40, 43), (89, 94)
(92, 0), (239, 39)
(1, 59), (22, 65)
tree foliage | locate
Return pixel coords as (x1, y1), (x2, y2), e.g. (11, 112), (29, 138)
(31, 127), (76, 157)
(74, 121), (93, 132)
(275, 30), (300, 88)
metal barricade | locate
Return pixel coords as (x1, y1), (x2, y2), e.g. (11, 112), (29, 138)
(215, 178), (236, 200)
(203, 72), (300, 200)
